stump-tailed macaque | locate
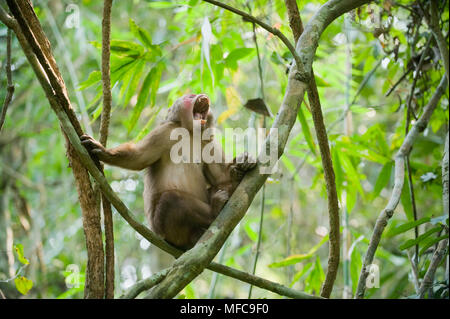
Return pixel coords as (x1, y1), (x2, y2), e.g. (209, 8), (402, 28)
(81, 94), (255, 249)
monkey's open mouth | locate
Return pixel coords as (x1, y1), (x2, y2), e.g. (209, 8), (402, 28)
(193, 94), (210, 125)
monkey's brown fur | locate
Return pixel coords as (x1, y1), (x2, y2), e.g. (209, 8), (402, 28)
(81, 94), (255, 249)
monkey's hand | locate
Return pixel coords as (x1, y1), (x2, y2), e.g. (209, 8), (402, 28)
(80, 134), (109, 161)
(210, 189), (229, 216)
(230, 152), (257, 182)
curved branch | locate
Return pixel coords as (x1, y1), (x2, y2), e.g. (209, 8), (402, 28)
(201, 0), (305, 76)
(147, 0), (371, 299)
(355, 76), (448, 299)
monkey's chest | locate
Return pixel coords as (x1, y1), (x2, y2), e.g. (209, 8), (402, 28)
(148, 161), (209, 202)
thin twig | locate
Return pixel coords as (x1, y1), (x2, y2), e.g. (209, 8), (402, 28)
(0, 27), (14, 132)
(201, 0), (305, 77)
(403, 37), (434, 267)
(248, 18), (267, 299)
(407, 249), (420, 293)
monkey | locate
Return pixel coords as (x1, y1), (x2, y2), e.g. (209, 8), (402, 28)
(81, 94), (256, 250)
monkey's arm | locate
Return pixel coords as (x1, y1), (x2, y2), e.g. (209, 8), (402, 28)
(81, 122), (176, 170)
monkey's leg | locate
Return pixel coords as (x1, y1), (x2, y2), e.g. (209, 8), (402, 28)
(153, 190), (219, 249)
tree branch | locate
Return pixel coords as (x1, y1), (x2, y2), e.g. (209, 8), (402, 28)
(100, 0), (114, 299)
(5, 0), (105, 298)
(426, 0), (449, 83)
(120, 268), (170, 299)
(284, 0), (340, 298)
(100, 0), (113, 147)
(201, 0), (306, 78)
(443, 131), (449, 218)
(0, 27), (14, 132)
(355, 75), (448, 299)
(418, 238), (448, 298)
(0, 11), (318, 297)
(146, 0), (371, 299)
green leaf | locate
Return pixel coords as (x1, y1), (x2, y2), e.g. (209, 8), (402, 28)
(314, 73), (331, 87)
(399, 226), (441, 250)
(290, 262), (313, 287)
(110, 40), (144, 57)
(386, 217), (431, 237)
(128, 67), (157, 133)
(134, 105), (163, 141)
(201, 17), (215, 87)
(336, 140), (390, 164)
(372, 162), (393, 199)
(14, 244), (29, 265)
(350, 247), (362, 293)
(305, 257), (325, 294)
(111, 58), (137, 85)
(78, 71), (101, 90)
(269, 235), (329, 268)
(346, 186), (357, 213)
(419, 235), (449, 256)
(147, 1), (188, 8)
(244, 219), (258, 242)
(339, 152), (364, 197)
(129, 19), (153, 48)
(297, 106), (317, 156)
(123, 59), (146, 107)
(14, 276), (33, 295)
(400, 176), (413, 220)
(274, 0), (286, 20)
(149, 63), (164, 107)
(332, 147), (344, 200)
(224, 48), (254, 70)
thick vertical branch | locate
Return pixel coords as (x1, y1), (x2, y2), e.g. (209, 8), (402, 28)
(355, 76), (448, 298)
(5, 0), (105, 298)
(100, 0), (115, 299)
(100, 0), (113, 147)
(66, 142), (105, 299)
(284, 0), (340, 298)
(0, 27), (14, 132)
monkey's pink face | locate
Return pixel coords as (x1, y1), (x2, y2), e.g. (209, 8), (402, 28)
(183, 94), (210, 125)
